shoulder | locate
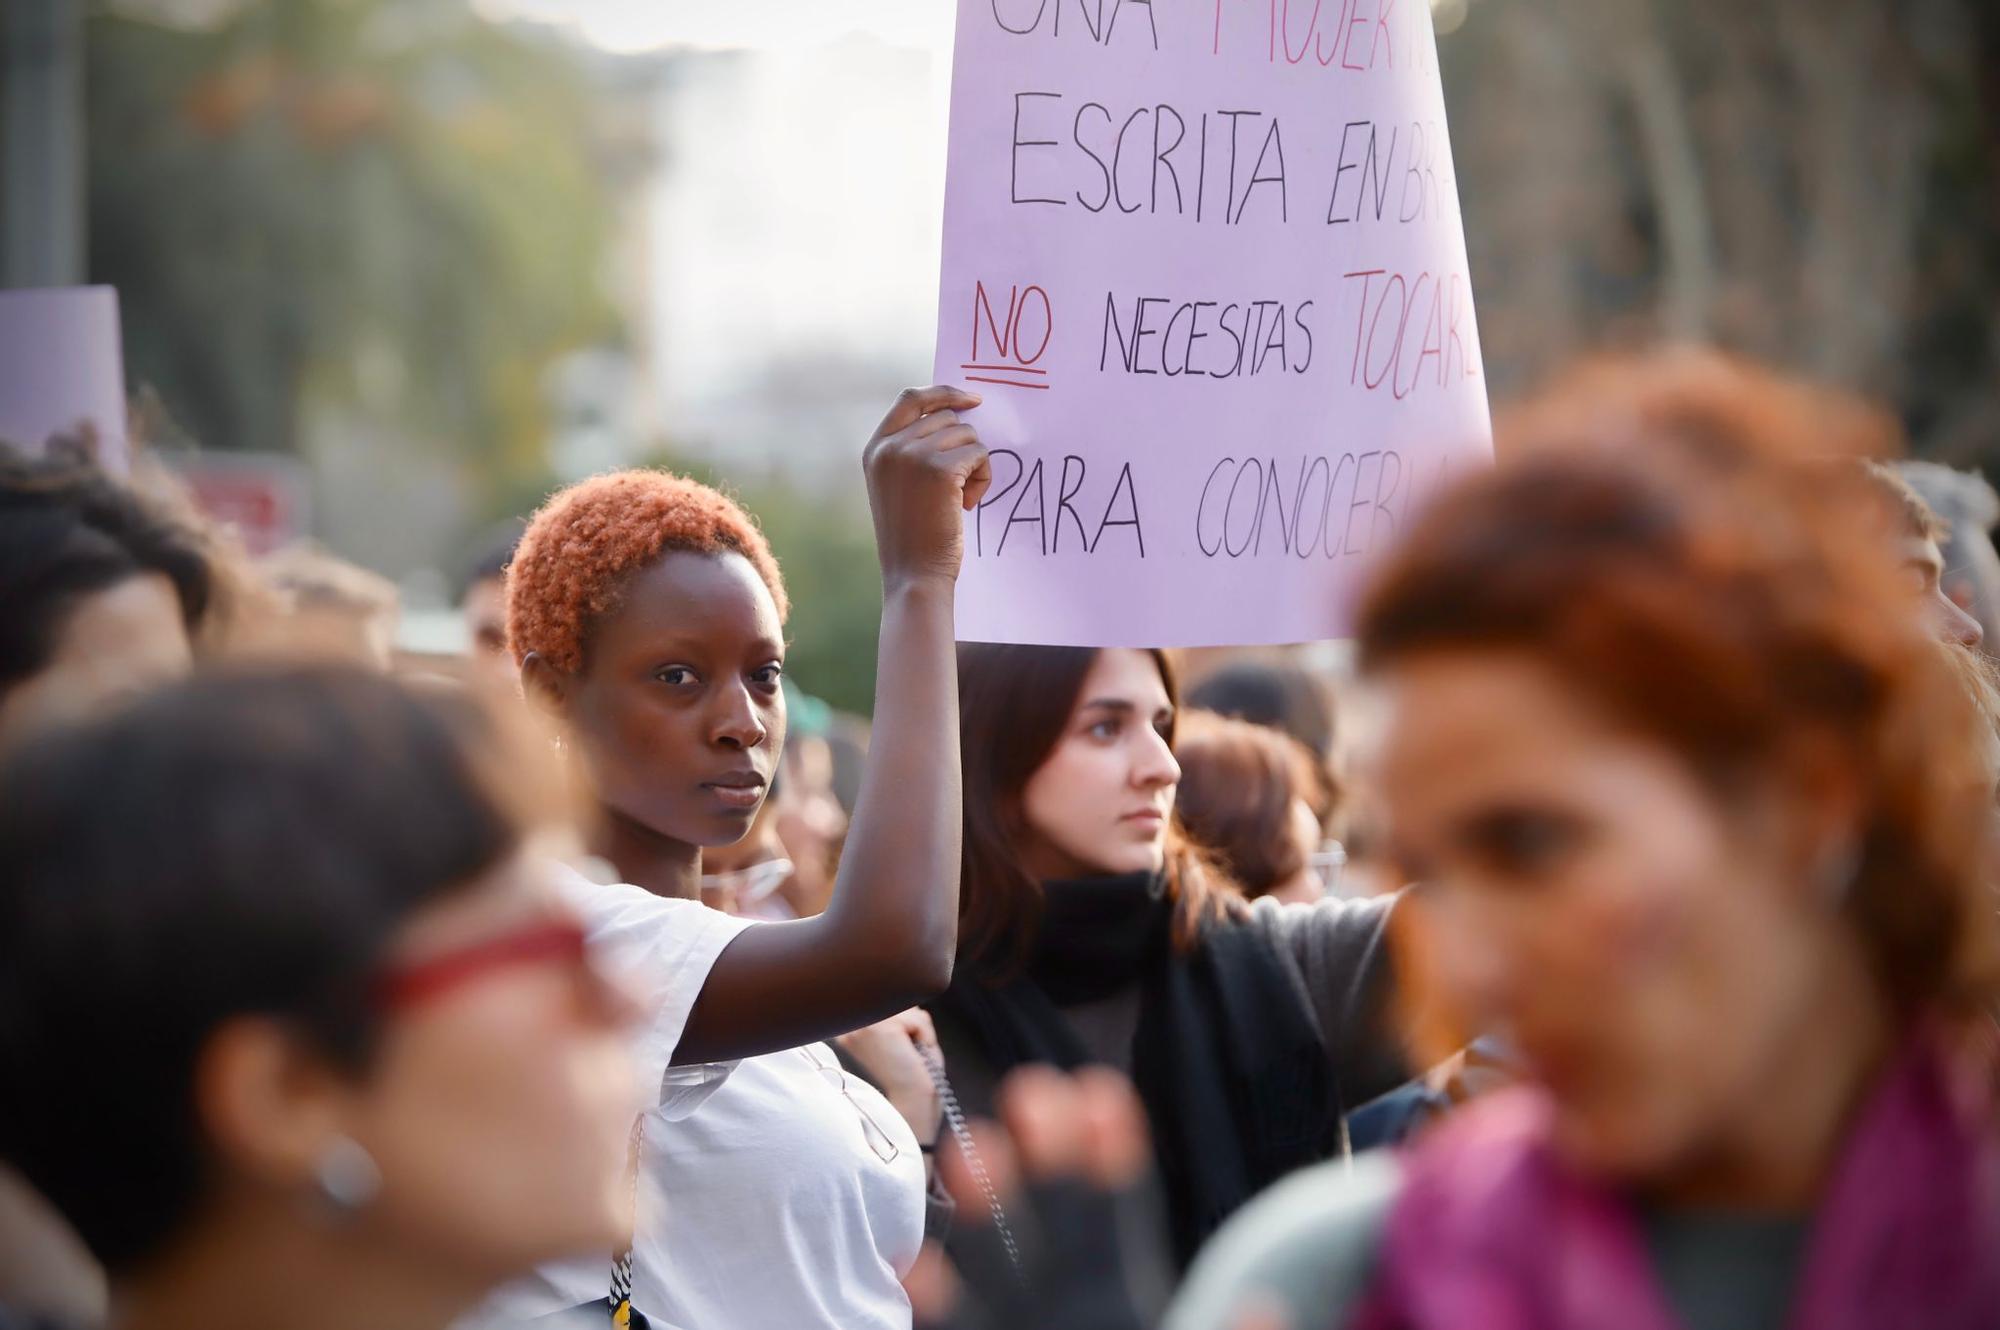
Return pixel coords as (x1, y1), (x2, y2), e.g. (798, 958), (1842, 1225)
(1243, 892), (1394, 951)
(1233, 892), (1396, 995)
(1164, 1152), (1401, 1330)
(551, 862), (754, 960)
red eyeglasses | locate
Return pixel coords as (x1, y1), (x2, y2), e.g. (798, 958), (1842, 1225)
(372, 918), (593, 1012)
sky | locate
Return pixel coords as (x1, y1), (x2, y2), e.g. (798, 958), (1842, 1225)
(468, 0), (956, 56)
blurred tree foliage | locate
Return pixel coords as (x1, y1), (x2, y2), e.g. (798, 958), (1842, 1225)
(85, 0), (624, 503)
(1440, 0), (1999, 463)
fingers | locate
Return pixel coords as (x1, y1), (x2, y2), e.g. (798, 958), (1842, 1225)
(940, 1118), (1023, 1212)
(949, 444), (994, 512)
(996, 1064), (1089, 1178)
(900, 1008), (939, 1047)
(1071, 1066), (1150, 1190)
(904, 407), (967, 441)
(875, 385), (982, 439)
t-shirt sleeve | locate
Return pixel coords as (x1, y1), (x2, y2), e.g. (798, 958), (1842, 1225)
(1249, 892), (1408, 1108)
(559, 874), (754, 1119)
(1162, 1153), (1400, 1330)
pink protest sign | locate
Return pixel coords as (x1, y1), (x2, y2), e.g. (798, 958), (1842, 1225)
(0, 286), (130, 475)
(933, 0), (1492, 646)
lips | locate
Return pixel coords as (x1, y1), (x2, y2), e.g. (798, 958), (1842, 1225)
(1121, 808), (1167, 828)
(703, 772), (768, 811)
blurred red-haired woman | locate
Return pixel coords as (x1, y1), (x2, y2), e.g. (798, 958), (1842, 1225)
(1168, 353), (2000, 1330)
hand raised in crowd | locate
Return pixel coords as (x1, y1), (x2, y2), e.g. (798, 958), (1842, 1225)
(835, 1009), (944, 1145)
(908, 1064), (1157, 1330)
(863, 386), (992, 588)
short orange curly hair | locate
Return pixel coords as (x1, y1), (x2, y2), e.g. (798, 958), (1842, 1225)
(505, 469), (789, 674)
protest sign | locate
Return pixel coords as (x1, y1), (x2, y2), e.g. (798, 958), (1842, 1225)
(0, 286), (129, 475)
(933, 0), (1492, 645)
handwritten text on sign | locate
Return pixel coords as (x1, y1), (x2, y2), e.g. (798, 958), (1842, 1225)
(933, 0), (1493, 646)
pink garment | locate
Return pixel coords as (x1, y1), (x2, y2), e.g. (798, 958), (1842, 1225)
(1352, 1031), (2000, 1330)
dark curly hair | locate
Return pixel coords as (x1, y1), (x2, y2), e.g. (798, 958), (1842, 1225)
(0, 445), (212, 693)
(506, 470), (788, 674)
(0, 667), (539, 1272)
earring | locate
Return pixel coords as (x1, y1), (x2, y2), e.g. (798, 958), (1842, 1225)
(314, 1135), (382, 1213)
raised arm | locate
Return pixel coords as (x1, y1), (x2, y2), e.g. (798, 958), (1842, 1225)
(675, 386), (990, 1063)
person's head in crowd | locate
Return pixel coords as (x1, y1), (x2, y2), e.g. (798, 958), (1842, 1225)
(1357, 352), (1997, 1186)
(507, 469), (790, 870)
(0, 445), (211, 750)
(458, 522), (524, 690)
(1898, 459), (2000, 648)
(256, 541), (402, 670)
(1834, 460), (1986, 650)
(1174, 709), (1332, 905)
(1185, 661), (1340, 839)
(956, 644), (1233, 966)
(0, 668), (638, 1328)
(773, 731), (849, 917)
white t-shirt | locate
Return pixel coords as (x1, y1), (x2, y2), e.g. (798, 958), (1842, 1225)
(468, 864), (752, 1327)
(629, 1042), (926, 1330)
(468, 864), (925, 1330)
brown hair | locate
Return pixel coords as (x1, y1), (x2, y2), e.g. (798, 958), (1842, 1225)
(1174, 709), (1325, 898)
(507, 469), (788, 674)
(1357, 350), (1999, 1022)
(956, 644), (1236, 971)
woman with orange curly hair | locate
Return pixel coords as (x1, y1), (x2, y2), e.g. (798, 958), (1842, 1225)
(472, 387), (988, 1330)
(1168, 354), (2000, 1330)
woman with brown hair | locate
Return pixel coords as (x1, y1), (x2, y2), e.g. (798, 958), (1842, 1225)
(1175, 709), (1336, 905)
(1167, 353), (2000, 1330)
(926, 644), (1410, 1330)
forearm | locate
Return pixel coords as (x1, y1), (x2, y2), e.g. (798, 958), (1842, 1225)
(673, 578), (963, 1063)
(821, 575), (963, 989)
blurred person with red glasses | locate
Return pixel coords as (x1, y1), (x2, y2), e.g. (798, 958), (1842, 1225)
(0, 668), (644, 1330)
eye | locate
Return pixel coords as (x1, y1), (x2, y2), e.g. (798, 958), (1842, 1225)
(1087, 717), (1122, 740)
(654, 665), (698, 687)
(1465, 808), (1583, 882)
(750, 663), (784, 688)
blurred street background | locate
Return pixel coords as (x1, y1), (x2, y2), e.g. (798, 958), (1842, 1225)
(4, 0), (1996, 711)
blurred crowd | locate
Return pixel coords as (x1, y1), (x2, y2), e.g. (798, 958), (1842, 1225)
(2, 351), (1998, 1330)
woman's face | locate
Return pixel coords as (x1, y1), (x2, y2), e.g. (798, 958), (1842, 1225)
(343, 852), (640, 1276)
(1019, 649), (1181, 880)
(563, 550), (787, 849)
(1370, 650), (1844, 1181)
(0, 573), (191, 749)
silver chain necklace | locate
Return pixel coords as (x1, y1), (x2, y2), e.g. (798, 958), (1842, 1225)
(919, 1042), (1026, 1285)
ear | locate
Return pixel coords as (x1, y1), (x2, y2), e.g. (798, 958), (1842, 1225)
(194, 1016), (358, 1192)
(519, 651), (572, 725)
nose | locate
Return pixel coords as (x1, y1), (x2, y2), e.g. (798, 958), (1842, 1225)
(709, 680), (769, 750)
(1135, 724), (1181, 791)
(1938, 592), (1985, 650)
